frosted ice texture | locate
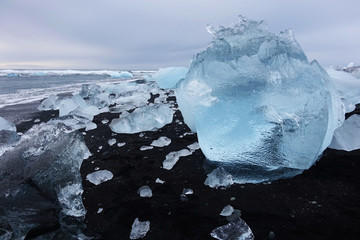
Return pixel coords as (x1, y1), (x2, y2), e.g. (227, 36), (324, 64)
(211, 217), (254, 240)
(86, 170), (114, 185)
(176, 16), (343, 182)
(130, 218), (150, 239)
(151, 67), (188, 89)
(329, 114), (360, 151)
(37, 95), (59, 111)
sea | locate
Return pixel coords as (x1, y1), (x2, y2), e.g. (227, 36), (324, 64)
(0, 69), (153, 109)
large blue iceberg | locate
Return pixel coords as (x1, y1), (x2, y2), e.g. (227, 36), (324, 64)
(176, 16), (344, 183)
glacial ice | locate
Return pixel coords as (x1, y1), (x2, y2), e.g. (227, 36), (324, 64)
(109, 104), (174, 134)
(86, 170), (114, 185)
(204, 167), (234, 189)
(59, 98), (78, 117)
(211, 218), (254, 240)
(108, 138), (117, 146)
(0, 122), (90, 239)
(176, 16), (344, 182)
(329, 114), (360, 151)
(129, 218), (150, 239)
(0, 117), (16, 132)
(151, 67), (188, 89)
(163, 149), (192, 170)
(37, 95), (59, 111)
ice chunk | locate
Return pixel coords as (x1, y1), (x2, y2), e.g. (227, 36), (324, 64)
(86, 170), (114, 185)
(108, 138), (117, 146)
(182, 188), (193, 195)
(117, 142), (126, 147)
(102, 119), (109, 124)
(205, 167), (234, 189)
(163, 149), (192, 170)
(220, 205), (234, 217)
(59, 98), (78, 117)
(151, 67), (188, 89)
(130, 218), (150, 239)
(0, 117), (16, 132)
(211, 218), (254, 240)
(151, 136), (171, 147)
(37, 95), (59, 111)
(0, 122), (90, 239)
(85, 121), (97, 131)
(140, 145), (154, 151)
(137, 186), (152, 198)
(329, 114), (360, 151)
(109, 104), (174, 134)
(187, 142), (200, 152)
(97, 208), (103, 214)
(155, 178), (165, 184)
(176, 16), (344, 183)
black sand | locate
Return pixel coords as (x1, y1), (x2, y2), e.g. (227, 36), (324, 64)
(2, 99), (360, 240)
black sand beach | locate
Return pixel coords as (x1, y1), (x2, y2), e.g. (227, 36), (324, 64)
(2, 99), (360, 240)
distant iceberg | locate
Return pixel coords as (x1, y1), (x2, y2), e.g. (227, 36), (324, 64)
(176, 16), (346, 183)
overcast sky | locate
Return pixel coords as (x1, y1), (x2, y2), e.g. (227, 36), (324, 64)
(0, 0), (359, 70)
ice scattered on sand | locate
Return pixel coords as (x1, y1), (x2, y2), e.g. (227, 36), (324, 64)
(0, 117), (16, 132)
(155, 178), (165, 184)
(59, 98), (78, 117)
(187, 142), (200, 152)
(163, 149), (192, 170)
(210, 217), (254, 240)
(205, 167), (234, 189)
(151, 136), (171, 147)
(130, 218), (150, 239)
(137, 186), (152, 198)
(220, 205), (234, 217)
(151, 67), (188, 89)
(329, 114), (360, 151)
(117, 142), (126, 147)
(182, 188), (194, 195)
(108, 138), (116, 146)
(86, 170), (113, 185)
(97, 208), (103, 214)
(140, 146), (154, 151)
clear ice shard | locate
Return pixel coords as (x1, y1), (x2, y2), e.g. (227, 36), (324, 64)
(329, 114), (360, 151)
(86, 170), (114, 185)
(129, 218), (150, 239)
(151, 67), (188, 89)
(204, 167), (234, 189)
(220, 205), (234, 216)
(0, 122), (90, 239)
(176, 15), (344, 183)
(210, 217), (254, 240)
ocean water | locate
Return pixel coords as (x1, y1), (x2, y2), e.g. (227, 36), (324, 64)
(0, 69), (151, 108)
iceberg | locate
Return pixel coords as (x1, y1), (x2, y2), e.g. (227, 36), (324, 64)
(176, 16), (344, 182)
(151, 67), (188, 89)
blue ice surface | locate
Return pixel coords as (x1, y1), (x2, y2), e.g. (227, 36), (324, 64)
(151, 67), (188, 89)
(176, 16), (344, 183)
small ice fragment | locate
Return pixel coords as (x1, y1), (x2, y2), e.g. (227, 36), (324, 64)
(108, 138), (116, 146)
(137, 186), (152, 198)
(155, 178), (165, 184)
(34, 119), (40, 123)
(220, 205), (234, 217)
(37, 95), (59, 111)
(129, 218), (150, 240)
(182, 188), (193, 195)
(139, 133), (145, 137)
(97, 208), (103, 214)
(117, 142), (126, 147)
(269, 231), (275, 239)
(86, 170), (113, 185)
(162, 149), (192, 170)
(230, 197), (236, 201)
(140, 146), (154, 151)
(95, 167), (99, 170)
(85, 122), (97, 131)
(210, 217), (254, 240)
(98, 146), (103, 150)
(187, 142), (200, 152)
(101, 119), (109, 124)
(328, 114), (360, 151)
(151, 136), (171, 147)
(204, 167), (234, 189)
